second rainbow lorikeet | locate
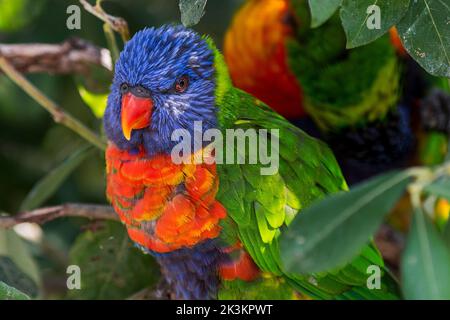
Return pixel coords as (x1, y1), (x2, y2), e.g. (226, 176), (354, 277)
(103, 25), (399, 300)
(224, 0), (415, 184)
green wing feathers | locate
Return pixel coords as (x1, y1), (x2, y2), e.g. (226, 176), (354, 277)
(216, 87), (399, 300)
(210, 43), (399, 299)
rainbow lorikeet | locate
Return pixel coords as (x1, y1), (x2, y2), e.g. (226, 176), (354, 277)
(103, 25), (398, 300)
(224, 0), (414, 184)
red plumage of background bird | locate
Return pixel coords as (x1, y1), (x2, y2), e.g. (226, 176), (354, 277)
(224, 0), (304, 119)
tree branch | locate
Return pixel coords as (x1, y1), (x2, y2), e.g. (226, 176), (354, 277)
(0, 56), (107, 150)
(0, 203), (118, 229)
(0, 38), (112, 74)
(80, 0), (130, 43)
(103, 23), (120, 63)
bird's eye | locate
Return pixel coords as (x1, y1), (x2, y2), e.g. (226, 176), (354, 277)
(174, 76), (189, 93)
(120, 83), (129, 94)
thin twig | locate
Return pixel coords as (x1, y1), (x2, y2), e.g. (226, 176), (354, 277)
(103, 23), (120, 63)
(0, 38), (112, 74)
(0, 203), (118, 229)
(0, 56), (107, 150)
(80, 0), (130, 43)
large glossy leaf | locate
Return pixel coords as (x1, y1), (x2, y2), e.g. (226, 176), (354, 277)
(308, 0), (341, 28)
(0, 230), (40, 297)
(20, 146), (93, 211)
(280, 171), (411, 274)
(424, 178), (450, 201)
(402, 208), (450, 299)
(397, 0), (450, 77)
(68, 221), (160, 299)
(0, 281), (30, 300)
(179, 0), (207, 27)
(340, 0), (410, 48)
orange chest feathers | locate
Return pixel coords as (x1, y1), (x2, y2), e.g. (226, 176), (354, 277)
(105, 144), (226, 253)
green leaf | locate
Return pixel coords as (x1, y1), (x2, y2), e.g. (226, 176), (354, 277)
(397, 0), (450, 77)
(20, 146), (93, 211)
(77, 85), (108, 119)
(0, 281), (30, 300)
(424, 178), (450, 201)
(179, 0), (208, 27)
(340, 0), (410, 48)
(308, 0), (342, 28)
(402, 208), (450, 299)
(68, 221), (160, 299)
(280, 171), (411, 274)
(444, 219), (450, 249)
(0, 257), (37, 298)
(0, 230), (40, 297)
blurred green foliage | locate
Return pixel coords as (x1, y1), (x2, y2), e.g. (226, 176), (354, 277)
(0, 0), (46, 32)
(0, 0), (243, 299)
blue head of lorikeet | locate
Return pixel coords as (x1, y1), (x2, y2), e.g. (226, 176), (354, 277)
(104, 25), (217, 157)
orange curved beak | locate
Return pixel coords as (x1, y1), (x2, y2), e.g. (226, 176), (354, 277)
(121, 93), (153, 140)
